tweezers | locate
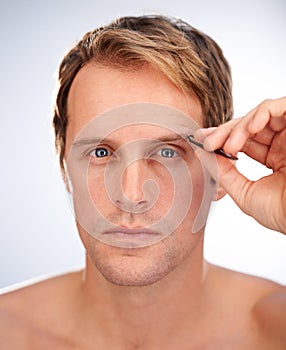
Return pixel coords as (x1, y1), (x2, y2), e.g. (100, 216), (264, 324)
(187, 135), (238, 160)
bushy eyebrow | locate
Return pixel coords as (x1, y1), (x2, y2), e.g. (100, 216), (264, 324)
(71, 133), (189, 148)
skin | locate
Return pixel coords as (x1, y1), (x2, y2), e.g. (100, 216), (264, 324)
(0, 65), (285, 349)
(195, 97), (286, 234)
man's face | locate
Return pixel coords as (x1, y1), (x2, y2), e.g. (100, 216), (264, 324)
(65, 63), (215, 286)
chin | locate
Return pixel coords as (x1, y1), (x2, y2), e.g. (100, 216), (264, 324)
(97, 256), (175, 287)
(82, 222), (203, 287)
(86, 240), (183, 287)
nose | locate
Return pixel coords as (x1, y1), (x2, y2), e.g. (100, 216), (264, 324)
(112, 159), (159, 213)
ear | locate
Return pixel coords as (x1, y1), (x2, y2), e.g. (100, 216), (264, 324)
(210, 176), (226, 201)
(62, 161), (72, 193)
(213, 185), (227, 201)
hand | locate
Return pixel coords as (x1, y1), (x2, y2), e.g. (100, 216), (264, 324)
(195, 97), (286, 234)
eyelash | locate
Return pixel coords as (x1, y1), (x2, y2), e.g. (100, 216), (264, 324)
(155, 147), (179, 158)
(89, 147), (112, 158)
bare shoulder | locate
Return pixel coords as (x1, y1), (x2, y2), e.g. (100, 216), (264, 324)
(0, 270), (83, 349)
(208, 263), (286, 347)
(252, 279), (286, 345)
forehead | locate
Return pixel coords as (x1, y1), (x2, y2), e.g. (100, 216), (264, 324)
(66, 64), (203, 148)
(70, 104), (201, 154)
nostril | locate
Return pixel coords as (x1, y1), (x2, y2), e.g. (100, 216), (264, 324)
(113, 180), (160, 214)
(114, 196), (149, 214)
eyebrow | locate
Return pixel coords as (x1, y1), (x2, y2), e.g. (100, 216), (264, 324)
(157, 134), (189, 142)
(71, 133), (190, 148)
(72, 137), (103, 148)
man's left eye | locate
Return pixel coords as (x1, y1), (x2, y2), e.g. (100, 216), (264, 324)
(157, 148), (178, 158)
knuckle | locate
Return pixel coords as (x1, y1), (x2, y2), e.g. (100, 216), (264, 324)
(262, 98), (272, 104)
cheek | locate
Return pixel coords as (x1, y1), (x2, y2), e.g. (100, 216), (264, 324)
(87, 167), (108, 207)
(191, 163), (207, 204)
(183, 157), (215, 232)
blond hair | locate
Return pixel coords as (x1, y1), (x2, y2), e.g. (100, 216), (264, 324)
(53, 15), (233, 169)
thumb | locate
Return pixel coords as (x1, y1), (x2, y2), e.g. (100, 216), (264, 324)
(195, 148), (252, 213)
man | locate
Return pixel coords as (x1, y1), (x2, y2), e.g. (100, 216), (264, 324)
(0, 15), (285, 349)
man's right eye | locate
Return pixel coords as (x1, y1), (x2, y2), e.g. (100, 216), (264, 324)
(89, 147), (111, 158)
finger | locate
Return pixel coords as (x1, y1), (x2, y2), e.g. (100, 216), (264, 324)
(266, 129), (286, 170)
(223, 109), (260, 153)
(269, 114), (286, 131)
(251, 124), (276, 146)
(195, 148), (251, 211)
(225, 97), (286, 153)
(241, 138), (269, 166)
(249, 97), (286, 133)
(199, 126), (274, 165)
(196, 118), (242, 151)
(197, 97), (286, 156)
(193, 127), (217, 142)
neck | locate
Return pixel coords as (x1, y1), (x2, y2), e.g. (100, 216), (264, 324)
(76, 238), (211, 349)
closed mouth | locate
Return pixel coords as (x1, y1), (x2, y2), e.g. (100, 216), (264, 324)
(103, 227), (160, 236)
(101, 227), (161, 248)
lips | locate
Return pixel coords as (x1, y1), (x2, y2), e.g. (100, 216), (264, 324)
(104, 227), (159, 235)
(102, 227), (161, 248)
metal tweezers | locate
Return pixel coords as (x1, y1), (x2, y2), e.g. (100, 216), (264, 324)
(187, 135), (238, 160)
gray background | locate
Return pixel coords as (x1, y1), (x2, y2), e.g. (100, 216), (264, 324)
(0, 0), (285, 289)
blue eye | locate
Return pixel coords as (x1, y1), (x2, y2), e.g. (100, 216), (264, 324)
(157, 148), (178, 158)
(90, 147), (110, 158)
